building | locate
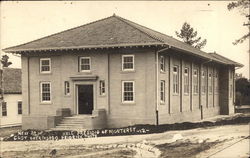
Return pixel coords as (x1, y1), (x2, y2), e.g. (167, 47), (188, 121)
(0, 68), (22, 128)
(3, 15), (243, 130)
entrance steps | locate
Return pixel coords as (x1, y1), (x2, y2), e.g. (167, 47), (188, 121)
(51, 115), (93, 131)
(51, 109), (107, 130)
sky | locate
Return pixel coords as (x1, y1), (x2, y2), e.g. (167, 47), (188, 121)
(1, 1), (249, 78)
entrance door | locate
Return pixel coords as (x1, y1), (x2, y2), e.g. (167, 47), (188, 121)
(78, 85), (93, 114)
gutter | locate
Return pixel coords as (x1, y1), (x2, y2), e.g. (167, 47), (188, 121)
(155, 46), (170, 125)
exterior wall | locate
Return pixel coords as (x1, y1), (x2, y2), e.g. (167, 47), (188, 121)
(21, 47), (235, 129)
(22, 48), (156, 129)
(158, 52), (221, 124)
(0, 94), (22, 127)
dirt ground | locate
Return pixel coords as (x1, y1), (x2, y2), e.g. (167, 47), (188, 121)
(1, 124), (249, 158)
(0, 126), (21, 138)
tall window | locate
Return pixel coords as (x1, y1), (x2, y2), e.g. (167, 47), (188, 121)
(40, 58), (51, 73)
(40, 82), (51, 103)
(209, 73), (212, 94)
(99, 80), (105, 96)
(215, 73), (219, 94)
(80, 57), (91, 72)
(193, 69), (198, 94)
(2, 102), (7, 116)
(230, 84), (233, 98)
(122, 55), (134, 71)
(173, 66), (179, 94)
(184, 68), (189, 94)
(17, 101), (22, 115)
(160, 56), (165, 72)
(64, 81), (70, 95)
(122, 81), (135, 103)
(202, 71), (206, 94)
(160, 80), (165, 103)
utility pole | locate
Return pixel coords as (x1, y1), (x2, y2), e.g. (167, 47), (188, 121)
(243, 15), (250, 79)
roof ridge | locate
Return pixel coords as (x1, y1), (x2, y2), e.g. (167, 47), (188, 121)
(114, 16), (165, 44)
(3, 15), (115, 52)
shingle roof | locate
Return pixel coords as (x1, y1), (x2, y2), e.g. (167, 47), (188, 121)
(3, 15), (242, 67)
(0, 68), (22, 94)
(208, 53), (243, 67)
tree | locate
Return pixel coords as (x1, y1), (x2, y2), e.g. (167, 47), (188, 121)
(1, 55), (12, 68)
(175, 22), (207, 49)
(227, 0), (250, 45)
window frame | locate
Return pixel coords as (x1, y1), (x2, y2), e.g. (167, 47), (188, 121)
(40, 82), (52, 103)
(193, 69), (198, 94)
(215, 72), (219, 94)
(160, 80), (165, 103)
(17, 101), (22, 115)
(40, 58), (51, 74)
(208, 73), (213, 94)
(122, 55), (135, 71)
(201, 70), (206, 94)
(122, 81), (135, 103)
(2, 101), (7, 116)
(160, 55), (165, 72)
(184, 67), (189, 95)
(79, 57), (91, 72)
(99, 80), (106, 96)
(173, 66), (179, 94)
(64, 81), (70, 96)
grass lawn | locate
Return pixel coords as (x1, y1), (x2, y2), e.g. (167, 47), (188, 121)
(0, 126), (21, 138)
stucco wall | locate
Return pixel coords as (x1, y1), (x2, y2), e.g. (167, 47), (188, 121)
(0, 94), (22, 127)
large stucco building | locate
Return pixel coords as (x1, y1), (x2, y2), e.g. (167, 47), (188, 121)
(3, 15), (243, 130)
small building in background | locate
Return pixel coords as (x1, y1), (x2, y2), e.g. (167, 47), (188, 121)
(0, 68), (22, 128)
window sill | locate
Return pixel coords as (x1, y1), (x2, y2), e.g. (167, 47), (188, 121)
(64, 94), (71, 97)
(40, 102), (52, 105)
(99, 94), (106, 97)
(160, 102), (165, 105)
(121, 70), (135, 73)
(173, 93), (179, 96)
(160, 70), (166, 74)
(40, 72), (52, 75)
(184, 93), (189, 96)
(121, 102), (136, 105)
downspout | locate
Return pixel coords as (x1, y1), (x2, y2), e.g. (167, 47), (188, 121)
(27, 56), (30, 114)
(199, 59), (212, 120)
(155, 46), (169, 125)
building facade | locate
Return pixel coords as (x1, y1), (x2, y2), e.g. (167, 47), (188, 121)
(3, 15), (242, 130)
(0, 68), (22, 128)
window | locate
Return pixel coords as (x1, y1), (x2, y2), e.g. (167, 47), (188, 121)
(80, 57), (91, 72)
(193, 69), (198, 94)
(40, 82), (51, 103)
(2, 102), (7, 116)
(99, 80), (105, 96)
(40, 58), (51, 73)
(209, 73), (212, 94)
(184, 68), (189, 94)
(160, 80), (165, 103)
(173, 66), (179, 94)
(17, 101), (22, 115)
(215, 72), (219, 94)
(230, 84), (233, 98)
(230, 70), (233, 79)
(122, 81), (135, 103)
(160, 56), (165, 72)
(122, 55), (134, 71)
(201, 71), (206, 94)
(64, 81), (70, 95)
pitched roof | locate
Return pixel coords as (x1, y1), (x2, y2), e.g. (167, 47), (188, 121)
(208, 53), (243, 67)
(3, 15), (242, 67)
(0, 68), (22, 94)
